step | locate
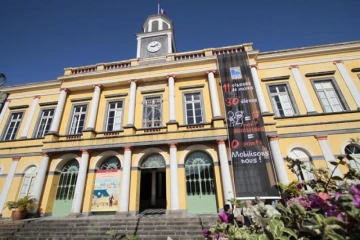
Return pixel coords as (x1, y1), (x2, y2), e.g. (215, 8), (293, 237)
(21, 225), (202, 231)
(10, 235), (205, 240)
(14, 229), (203, 237)
(33, 218), (203, 225)
(27, 221), (203, 228)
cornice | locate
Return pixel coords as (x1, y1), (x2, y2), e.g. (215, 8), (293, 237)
(141, 14), (173, 29)
(136, 29), (173, 38)
(258, 54), (360, 70)
(247, 50), (259, 60)
(257, 41), (360, 62)
(59, 55), (217, 83)
(0, 80), (61, 93)
(61, 65), (215, 91)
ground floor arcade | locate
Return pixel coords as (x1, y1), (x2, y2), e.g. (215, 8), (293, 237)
(1, 134), (358, 218)
(0, 141), (234, 218)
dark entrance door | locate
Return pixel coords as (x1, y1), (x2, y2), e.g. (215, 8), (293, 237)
(139, 169), (166, 212)
(139, 154), (166, 213)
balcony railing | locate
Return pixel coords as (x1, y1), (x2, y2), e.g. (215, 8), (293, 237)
(175, 51), (206, 61)
(71, 66), (97, 75)
(104, 61), (131, 70)
(64, 45), (245, 76)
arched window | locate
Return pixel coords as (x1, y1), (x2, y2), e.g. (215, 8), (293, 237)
(151, 21), (159, 31)
(288, 149), (315, 184)
(185, 152), (215, 196)
(141, 154), (165, 169)
(345, 144), (360, 172)
(163, 23), (169, 30)
(18, 166), (37, 199)
(184, 151), (217, 214)
(100, 156), (121, 170)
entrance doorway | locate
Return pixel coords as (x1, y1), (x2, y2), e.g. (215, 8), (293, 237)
(52, 160), (79, 217)
(185, 151), (217, 214)
(139, 154), (166, 213)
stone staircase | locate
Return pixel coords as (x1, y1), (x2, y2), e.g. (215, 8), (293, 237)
(0, 220), (30, 240)
(0, 215), (218, 240)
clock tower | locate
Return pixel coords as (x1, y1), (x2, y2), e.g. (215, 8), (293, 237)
(136, 14), (176, 59)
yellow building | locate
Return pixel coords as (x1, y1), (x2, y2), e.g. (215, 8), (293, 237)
(0, 15), (359, 218)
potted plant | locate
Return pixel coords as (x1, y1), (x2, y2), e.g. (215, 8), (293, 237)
(4, 196), (36, 220)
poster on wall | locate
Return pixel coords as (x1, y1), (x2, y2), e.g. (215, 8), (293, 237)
(91, 169), (120, 212)
(217, 52), (280, 198)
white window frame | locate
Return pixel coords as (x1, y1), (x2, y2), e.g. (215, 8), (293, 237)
(34, 109), (54, 138)
(345, 145), (360, 172)
(314, 81), (343, 112)
(18, 166), (37, 199)
(311, 78), (348, 113)
(68, 104), (88, 135)
(142, 96), (162, 128)
(105, 100), (124, 131)
(268, 84), (295, 117)
(2, 112), (24, 141)
(289, 149), (315, 191)
(183, 91), (205, 125)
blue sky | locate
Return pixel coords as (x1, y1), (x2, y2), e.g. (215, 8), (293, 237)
(1, 0), (359, 86)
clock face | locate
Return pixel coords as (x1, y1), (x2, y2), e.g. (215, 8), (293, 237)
(147, 41), (162, 53)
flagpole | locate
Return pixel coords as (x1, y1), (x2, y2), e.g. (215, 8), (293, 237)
(158, 2), (160, 14)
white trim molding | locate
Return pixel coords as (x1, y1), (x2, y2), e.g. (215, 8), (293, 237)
(91, 150), (123, 169)
(179, 144), (218, 165)
(286, 144), (315, 157)
(51, 153), (81, 172)
(135, 147), (169, 167)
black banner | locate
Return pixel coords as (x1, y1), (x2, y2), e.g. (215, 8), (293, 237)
(217, 52), (279, 198)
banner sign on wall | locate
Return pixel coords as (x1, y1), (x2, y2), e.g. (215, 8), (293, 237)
(91, 169), (120, 212)
(217, 52), (280, 198)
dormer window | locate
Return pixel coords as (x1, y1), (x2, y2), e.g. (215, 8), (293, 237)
(152, 20), (159, 32)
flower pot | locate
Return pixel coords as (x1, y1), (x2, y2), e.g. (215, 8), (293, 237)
(11, 210), (27, 220)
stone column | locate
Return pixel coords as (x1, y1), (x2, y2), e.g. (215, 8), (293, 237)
(167, 33), (172, 54)
(268, 135), (289, 184)
(136, 38), (141, 58)
(0, 99), (10, 124)
(0, 157), (20, 217)
(49, 88), (70, 133)
(333, 60), (360, 109)
(167, 75), (176, 122)
(20, 96), (40, 139)
(217, 140), (234, 203)
(169, 143), (180, 211)
(151, 170), (157, 206)
(87, 85), (102, 130)
(206, 70), (221, 118)
(32, 153), (50, 211)
(118, 146), (132, 214)
(70, 149), (90, 216)
(289, 65), (316, 114)
(250, 65), (269, 114)
(126, 80), (137, 126)
(315, 135), (342, 177)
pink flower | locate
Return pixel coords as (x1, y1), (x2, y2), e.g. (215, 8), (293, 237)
(326, 204), (345, 220)
(202, 229), (211, 238)
(335, 192), (342, 201)
(292, 197), (310, 208)
(350, 184), (360, 196)
(352, 195), (360, 208)
(317, 192), (330, 201)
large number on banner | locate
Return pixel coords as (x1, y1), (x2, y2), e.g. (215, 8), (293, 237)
(231, 139), (240, 149)
(226, 98), (240, 106)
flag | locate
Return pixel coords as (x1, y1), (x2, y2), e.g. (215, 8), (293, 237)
(160, 7), (166, 15)
(158, 3), (166, 15)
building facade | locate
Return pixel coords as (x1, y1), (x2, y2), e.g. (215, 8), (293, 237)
(0, 15), (360, 218)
